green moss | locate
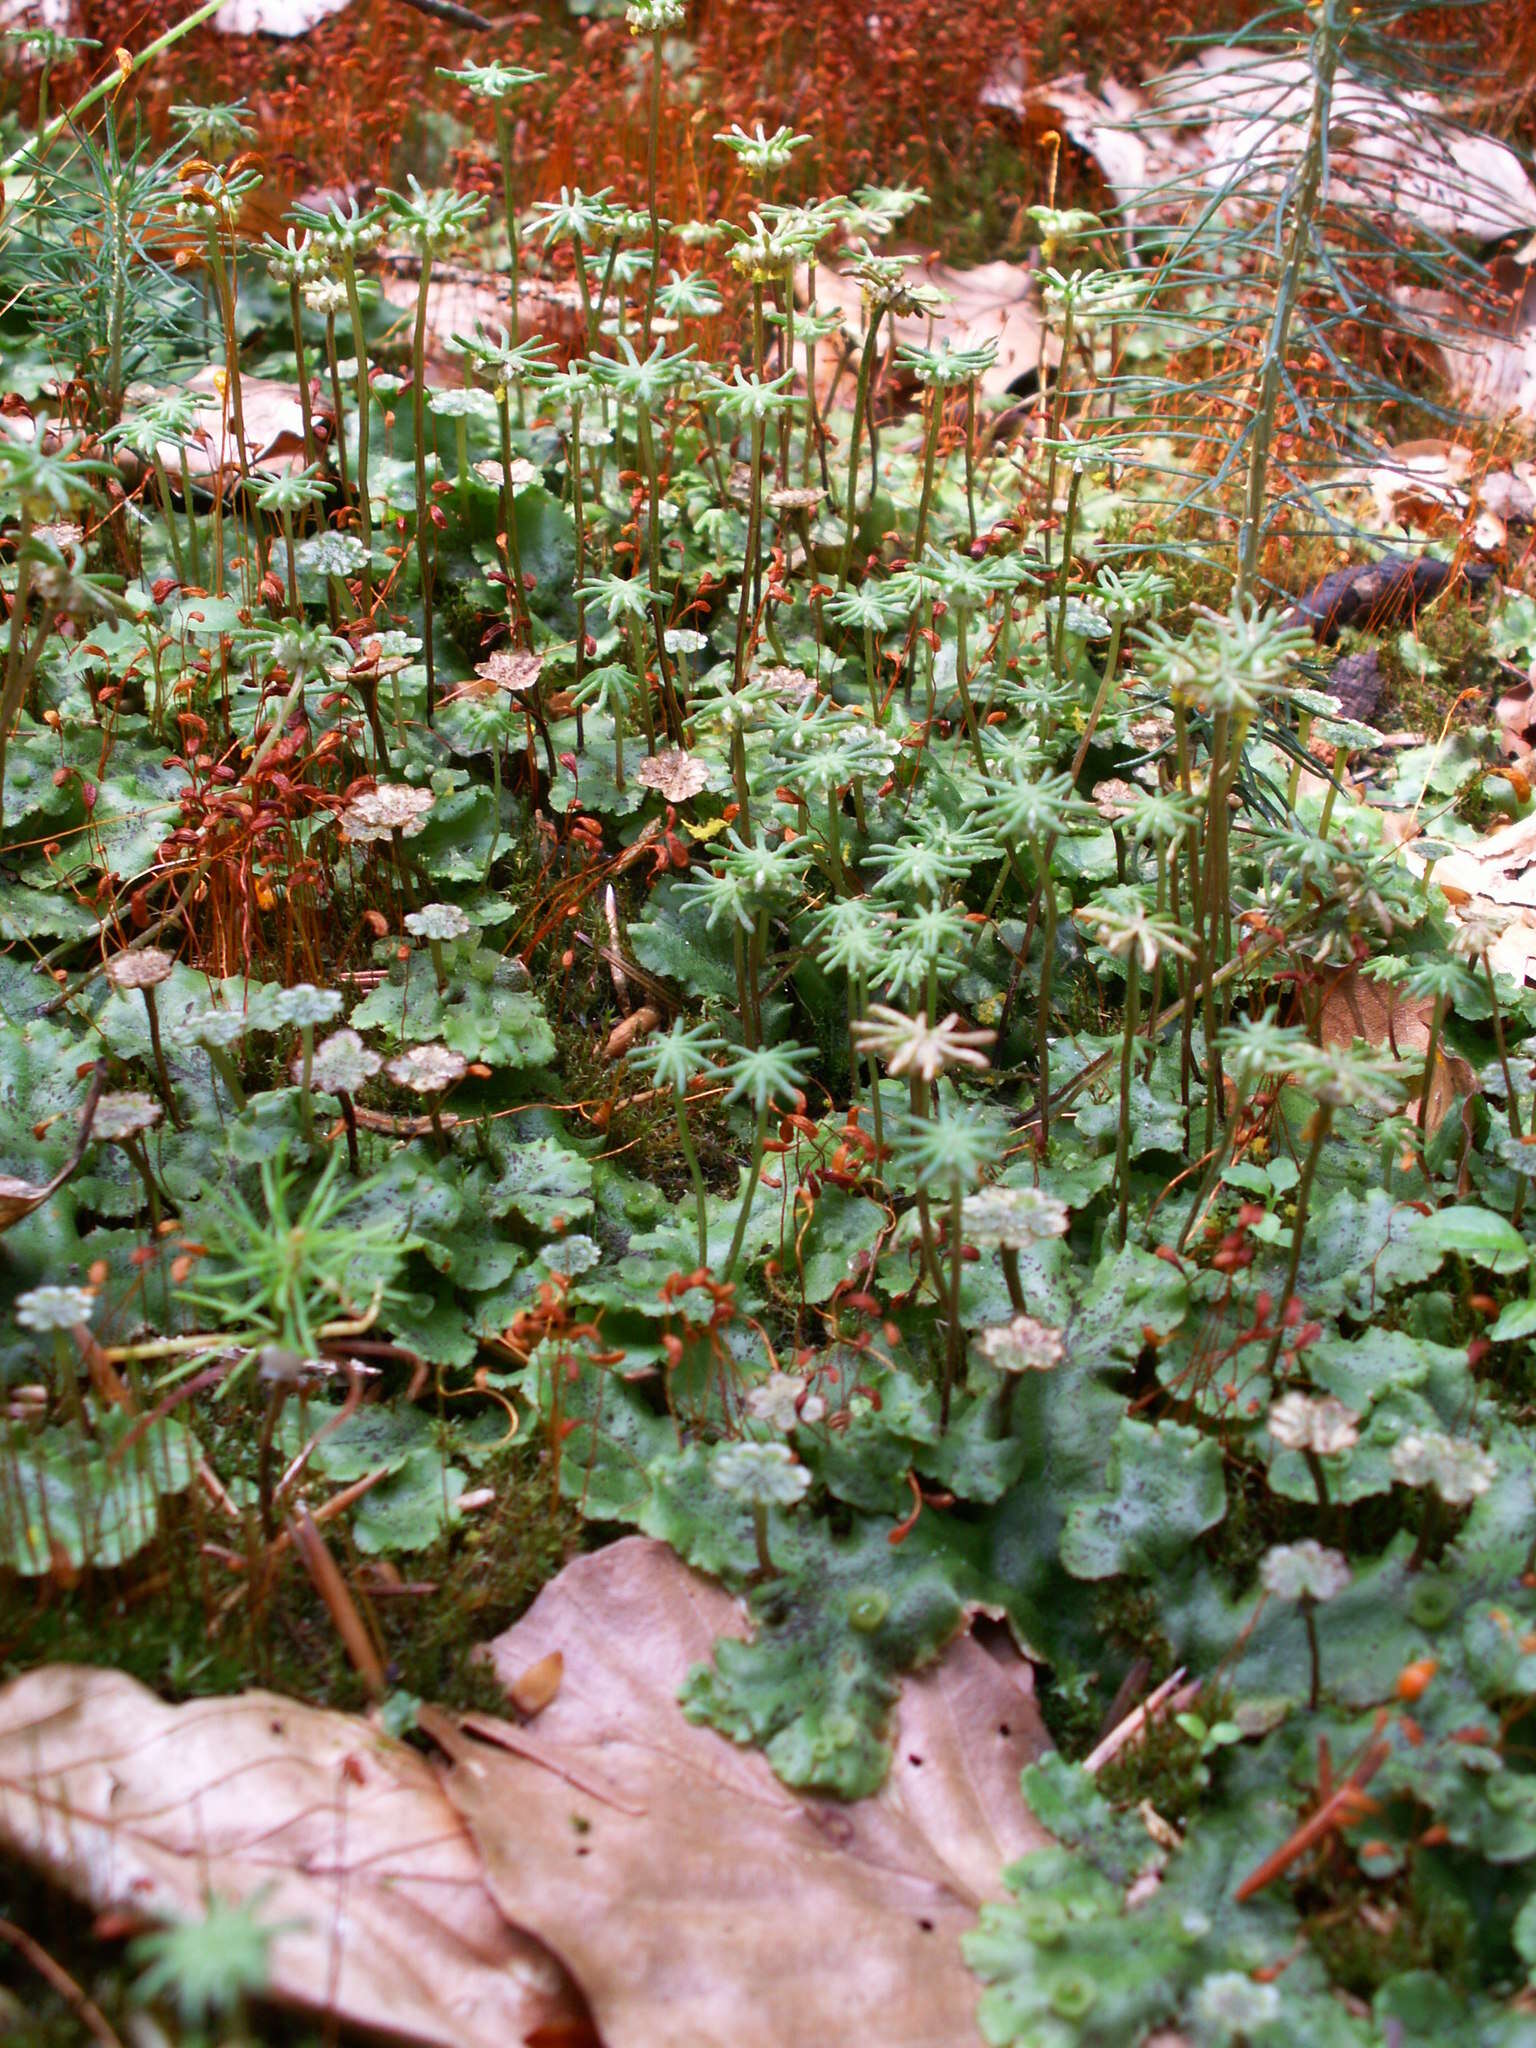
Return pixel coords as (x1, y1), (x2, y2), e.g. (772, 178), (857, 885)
(1096, 1686), (1235, 1828)
(1371, 597), (1502, 736)
(0, 1436), (578, 1718)
(1302, 1864), (1474, 2002)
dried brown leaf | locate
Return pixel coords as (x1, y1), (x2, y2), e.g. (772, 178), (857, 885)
(1316, 964), (1473, 1132)
(807, 255), (1055, 407)
(378, 273), (585, 376)
(0, 1667), (590, 2048)
(450, 1536), (1051, 2048)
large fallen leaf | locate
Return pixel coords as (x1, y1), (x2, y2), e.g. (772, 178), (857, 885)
(0, 1666), (590, 2048)
(1399, 808), (1536, 985)
(981, 70), (1161, 230)
(379, 268), (586, 376)
(455, 1535), (1051, 2048)
(141, 365), (319, 487)
(1150, 50), (1536, 242)
(806, 255), (1056, 409)
(1335, 439), (1534, 553)
(1399, 257), (1536, 428)
(214, 0), (352, 31)
(996, 57), (1536, 254)
(1316, 963), (1472, 1134)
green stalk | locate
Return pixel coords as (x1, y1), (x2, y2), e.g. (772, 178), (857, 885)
(570, 394), (588, 721)
(626, 618), (656, 757)
(288, 280), (319, 471)
(675, 1089), (709, 1269)
(140, 987), (184, 1131)
(204, 1042), (246, 1110)
(323, 316), (351, 503)
(485, 746), (502, 885)
(298, 1024), (316, 1144)
(497, 390), (533, 646)
(571, 235), (597, 356)
(493, 112), (526, 421)
(1033, 836), (1057, 1156)
(1114, 953), (1141, 1247)
(1234, 0), (1342, 602)
(732, 416), (766, 692)
(837, 314), (884, 588)
(1302, 1597), (1323, 1710)
(206, 230), (255, 583)
(1417, 994), (1447, 1158)
(1263, 1103), (1332, 1376)
(1040, 304), (1076, 571)
(965, 376), (979, 546)
(724, 1099), (771, 1281)
(176, 440), (204, 588)
(145, 450), (184, 584)
(411, 251), (437, 718)
(942, 1180), (965, 1429)
(1049, 461), (1082, 692)
(952, 606), (987, 773)
(642, 30), (664, 348)
(342, 257), (374, 606)
(279, 507), (299, 614)
(913, 385), (942, 555)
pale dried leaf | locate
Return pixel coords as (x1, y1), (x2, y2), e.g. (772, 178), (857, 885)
(1398, 264), (1536, 427)
(1152, 51), (1536, 242)
(151, 366), (316, 486)
(378, 273), (585, 376)
(1015, 57), (1536, 265)
(213, 0), (352, 33)
(0, 1666), (590, 2048)
(1317, 963), (1472, 1131)
(1019, 74), (1159, 222)
(456, 1536), (1050, 2048)
(806, 255), (1055, 406)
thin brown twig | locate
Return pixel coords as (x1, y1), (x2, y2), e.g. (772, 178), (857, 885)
(0, 1916), (125, 2048)
(288, 1508), (386, 1697)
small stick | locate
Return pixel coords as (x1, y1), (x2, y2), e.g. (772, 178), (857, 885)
(1083, 1668), (1193, 1775)
(288, 1508), (386, 1698)
(1233, 1733), (1391, 1904)
(0, 1917), (125, 2048)
(197, 1456), (240, 1518)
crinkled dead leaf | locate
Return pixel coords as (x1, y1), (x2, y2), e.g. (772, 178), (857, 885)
(1400, 810), (1536, 985)
(807, 256), (1054, 406)
(213, 0), (353, 32)
(454, 1536), (1050, 2048)
(378, 271), (585, 376)
(998, 58), (1536, 266)
(150, 366), (318, 486)
(0, 1666), (592, 2048)
(1316, 965), (1472, 1135)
